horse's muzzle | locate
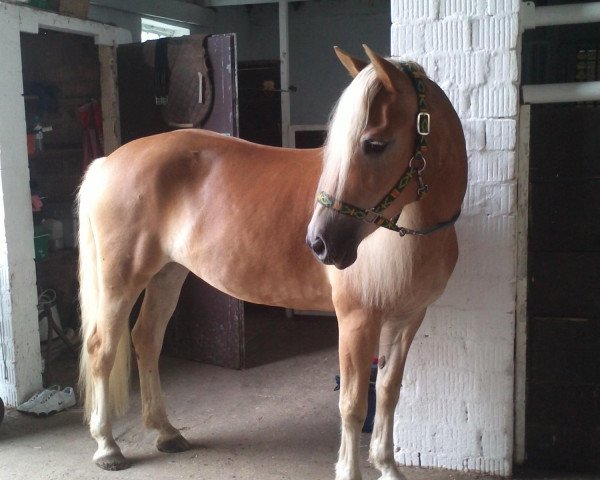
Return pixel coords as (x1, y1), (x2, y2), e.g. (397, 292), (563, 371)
(306, 232), (357, 269)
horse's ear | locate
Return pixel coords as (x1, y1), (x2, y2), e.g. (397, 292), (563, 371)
(334, 46), (367, 77)
(362, 44), (403, 93)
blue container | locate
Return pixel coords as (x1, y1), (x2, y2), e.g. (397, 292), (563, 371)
(363, 363), (378, 433)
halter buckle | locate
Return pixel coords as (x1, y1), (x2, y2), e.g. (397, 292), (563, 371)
(363, 210), (383, 224)
(417, 112), (430, 136)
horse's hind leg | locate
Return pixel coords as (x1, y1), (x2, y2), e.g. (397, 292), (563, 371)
(131, 263), (190, 453)
(369, 311), (425, 480)
(336, 307), (382, 480)
(87, 291), (141, 470)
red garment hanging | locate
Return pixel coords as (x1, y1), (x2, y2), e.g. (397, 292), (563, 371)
(78, 100), (104, 169)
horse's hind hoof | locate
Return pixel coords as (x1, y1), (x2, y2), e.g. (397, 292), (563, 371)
(157, 434), (191, 453)
(94, 452), (131, 471)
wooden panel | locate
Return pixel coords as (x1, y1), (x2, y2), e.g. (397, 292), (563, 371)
(163, 278), (244, 369)
(529, 252), (600, 319)
(202, 34), (238, 136)
(99, 45), (121, 155)
(526, 317), (600, 472)
(527, 104), (600, 474)
(529, 181), (600, 253)
(529, 106), (600, 179)
(528, 317), (600, 385)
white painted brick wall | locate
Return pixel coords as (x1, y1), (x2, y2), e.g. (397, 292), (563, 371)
(462, 120), (486, 151)
(471, 15), (519, 50)
(392, 0), (438, 22)
(486, 119), (517, 150)
(425, 19), (471, 52)
(392, 22), (426, 55)
(391, 0), (520, 475)
(440, 0), (486, 18)
(437, 51), (489, 87)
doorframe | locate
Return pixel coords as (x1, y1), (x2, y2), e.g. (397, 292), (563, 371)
(514, 104), (531, 465)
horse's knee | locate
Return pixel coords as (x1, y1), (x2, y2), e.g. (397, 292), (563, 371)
(375, 383), (400, 412)
(339, 395), (367, 427)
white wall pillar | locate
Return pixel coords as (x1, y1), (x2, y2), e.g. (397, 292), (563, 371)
(0, 4), (44, 406)
(391, 0), (520, 476)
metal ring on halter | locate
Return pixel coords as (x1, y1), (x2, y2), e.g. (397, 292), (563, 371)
(409, 152), (427, 174)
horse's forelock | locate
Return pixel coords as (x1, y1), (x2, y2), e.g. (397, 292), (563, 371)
(320, 65), (381, 198)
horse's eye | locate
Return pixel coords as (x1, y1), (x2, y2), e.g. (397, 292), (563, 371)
(362, 139), (388, 155)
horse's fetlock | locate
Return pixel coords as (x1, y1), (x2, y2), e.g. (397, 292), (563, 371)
(335, 461), (362, 480)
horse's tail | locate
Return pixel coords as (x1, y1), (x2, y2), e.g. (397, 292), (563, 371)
(78, 158), (131, 423)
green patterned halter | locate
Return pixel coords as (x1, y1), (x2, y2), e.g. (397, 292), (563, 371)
(316, 63), (461, 237)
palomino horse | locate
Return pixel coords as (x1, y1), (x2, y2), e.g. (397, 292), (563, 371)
(78, 45), (466, 480)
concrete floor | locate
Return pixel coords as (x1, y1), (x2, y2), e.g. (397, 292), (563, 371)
(0, 309), (597, 480)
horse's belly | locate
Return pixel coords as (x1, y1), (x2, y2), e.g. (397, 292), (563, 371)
(180, 247), (334, 312)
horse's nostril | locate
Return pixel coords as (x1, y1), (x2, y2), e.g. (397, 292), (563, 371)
(307, 234), (327, 259)
(312, 236), (326, 257)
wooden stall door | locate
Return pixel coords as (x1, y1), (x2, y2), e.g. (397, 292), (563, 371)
(118, 34), (245, 369)
(526, 105), (600, 473)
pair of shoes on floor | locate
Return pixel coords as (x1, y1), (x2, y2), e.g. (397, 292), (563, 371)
(17, 385), (76, 416)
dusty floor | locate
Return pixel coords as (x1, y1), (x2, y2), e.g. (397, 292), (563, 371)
(0, 308), (597, 480)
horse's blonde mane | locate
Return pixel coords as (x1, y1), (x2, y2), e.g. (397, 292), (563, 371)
(319, 65), (382, 198)
(320, 59), (426, 199)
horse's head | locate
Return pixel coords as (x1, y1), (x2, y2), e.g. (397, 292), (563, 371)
(306, 45), (429, 269)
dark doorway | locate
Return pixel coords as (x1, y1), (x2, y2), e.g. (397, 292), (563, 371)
(523, 17), (600, 473)
(238, 61), (282, 147)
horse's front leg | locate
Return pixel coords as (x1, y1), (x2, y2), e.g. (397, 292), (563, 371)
(336, 307), (382, 480)
(369, 311), (425, 480)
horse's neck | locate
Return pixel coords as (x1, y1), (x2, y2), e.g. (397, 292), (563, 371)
(416, 83), (467, 224)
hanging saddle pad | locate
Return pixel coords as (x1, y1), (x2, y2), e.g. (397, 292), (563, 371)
(143, 35), (213, 128)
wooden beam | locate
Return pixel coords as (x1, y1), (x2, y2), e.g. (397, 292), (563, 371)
(12, 1), (131, 45)
(90, 0), (216, 26)
(204, 0), (308, 7)
(99, 46), (121, 155)
(514, 105), (531, 466)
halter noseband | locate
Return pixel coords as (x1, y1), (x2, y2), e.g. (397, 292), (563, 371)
(316, 63), (461, 237)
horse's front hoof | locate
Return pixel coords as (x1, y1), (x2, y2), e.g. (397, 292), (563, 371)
(157, 434), (191, 453)
(377, 470), (407, 480)
(94, 452), (131, 471)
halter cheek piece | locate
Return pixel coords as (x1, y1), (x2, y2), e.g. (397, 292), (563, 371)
(316, 63), (461, 237)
